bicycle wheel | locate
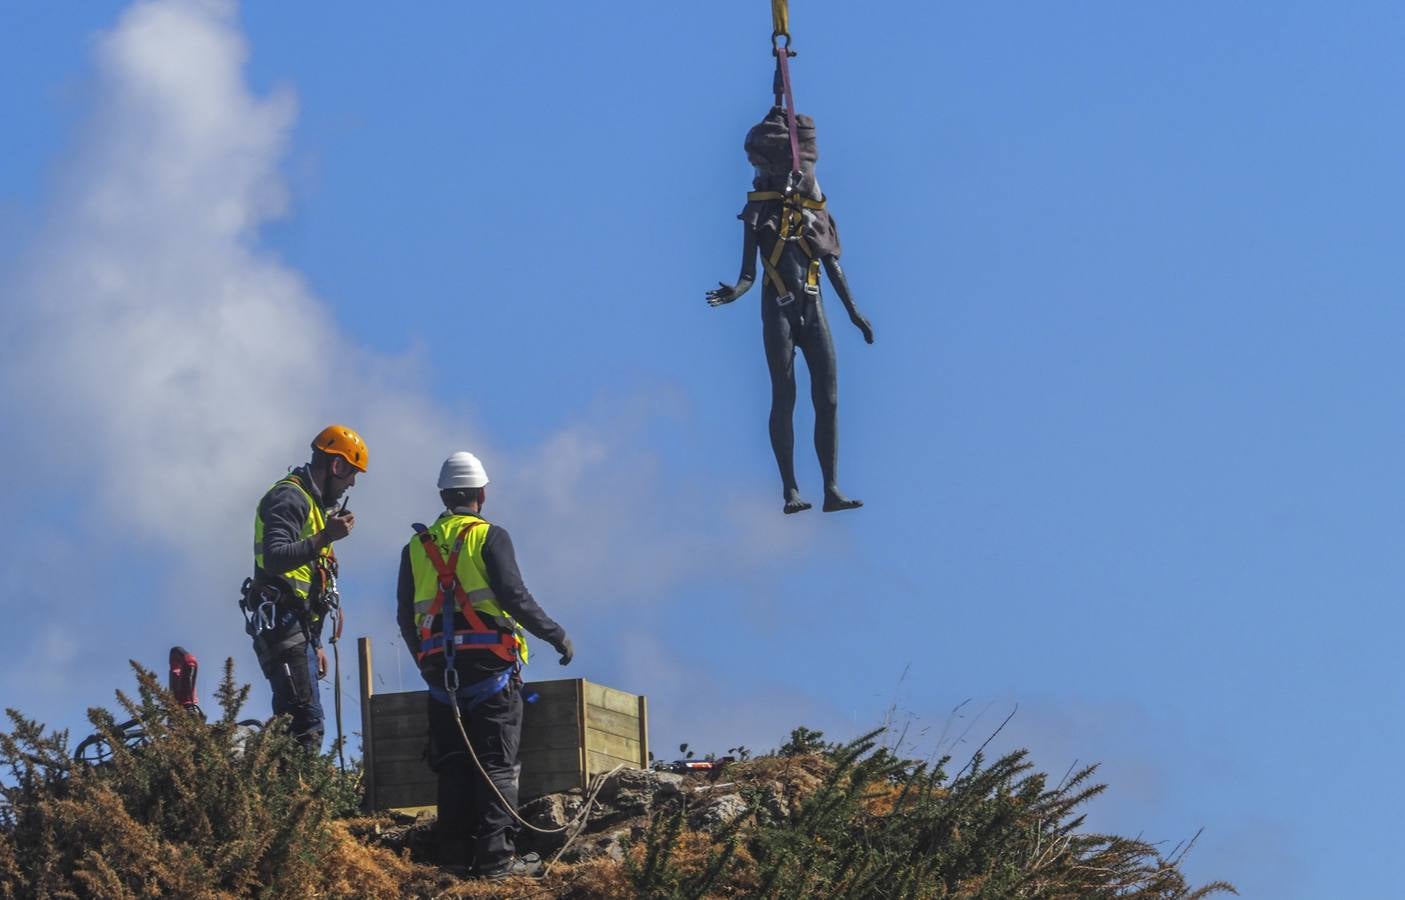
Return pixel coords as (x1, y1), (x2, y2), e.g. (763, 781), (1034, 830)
(73, 718), (146, 766)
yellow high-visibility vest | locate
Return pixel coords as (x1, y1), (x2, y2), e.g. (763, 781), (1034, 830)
(407, 513), (528, 665)
(253, 473), (328, 601)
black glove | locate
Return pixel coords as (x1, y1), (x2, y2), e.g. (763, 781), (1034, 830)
(555, 637), (574, 666)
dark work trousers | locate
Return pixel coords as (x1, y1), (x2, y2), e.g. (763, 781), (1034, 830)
(260, 638), (324, 751)
(426, 679), (523, 871)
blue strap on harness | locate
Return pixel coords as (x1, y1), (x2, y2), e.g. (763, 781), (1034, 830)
(420, 631), (505, 655)
(427, 667), (513, 711)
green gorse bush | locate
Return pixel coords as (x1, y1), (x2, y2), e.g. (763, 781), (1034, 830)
(628, 728), (1236, 899)
(0, 660), (363, 899)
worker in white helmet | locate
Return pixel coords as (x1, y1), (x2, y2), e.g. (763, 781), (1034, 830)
(396, 450), (573, 879)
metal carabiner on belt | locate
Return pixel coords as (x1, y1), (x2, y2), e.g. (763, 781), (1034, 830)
(256, 599), (278, 635)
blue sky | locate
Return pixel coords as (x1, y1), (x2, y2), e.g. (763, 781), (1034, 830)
(3, 1), (1403, 895)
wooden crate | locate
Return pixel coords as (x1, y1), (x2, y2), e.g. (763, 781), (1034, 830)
(358, 638), (649, 811)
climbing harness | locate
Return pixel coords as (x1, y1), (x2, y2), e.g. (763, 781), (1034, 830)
(238, 577), (282, 638)
(429, 665), (513, 710)
(412, 521), (520, 665)
(751, 188), (827, 304)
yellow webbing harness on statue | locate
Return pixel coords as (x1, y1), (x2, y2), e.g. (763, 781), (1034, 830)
(748, 189), (826, 305)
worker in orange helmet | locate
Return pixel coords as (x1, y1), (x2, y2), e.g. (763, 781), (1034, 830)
(242, 425), (367, 751)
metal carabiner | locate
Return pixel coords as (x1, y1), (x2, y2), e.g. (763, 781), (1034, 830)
(256, 599), (277, 634)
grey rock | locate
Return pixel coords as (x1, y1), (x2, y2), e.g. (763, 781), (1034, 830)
(604, 830), (630, 861)
(690, 793), (749, 833)
(521, 794), (570, 830)
(563, 829), (632, 863)
(598, 767), (685, 813)
(763, 781), (790, 821)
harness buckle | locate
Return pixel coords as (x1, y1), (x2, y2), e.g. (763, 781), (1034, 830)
(775, 292), (795, 307)
(804, 280), (820, 296)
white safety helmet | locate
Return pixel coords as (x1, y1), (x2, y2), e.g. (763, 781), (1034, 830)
(437, 451), (490, 490)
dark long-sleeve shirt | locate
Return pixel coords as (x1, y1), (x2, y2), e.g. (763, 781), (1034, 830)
(255, 466), (327, 647)
(397, 508), (566, 678)
(257, 466), (326, 577)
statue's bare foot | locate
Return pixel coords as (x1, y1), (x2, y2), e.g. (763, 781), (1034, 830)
(784, 490), (813, 515)
(822, 491), (863, 512)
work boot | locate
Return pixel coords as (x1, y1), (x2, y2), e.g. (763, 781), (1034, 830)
(478, 852), (543, 880)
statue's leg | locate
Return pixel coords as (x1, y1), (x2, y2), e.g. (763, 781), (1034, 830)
(762, 290), (809, 513)
(799, 296), (862, 512)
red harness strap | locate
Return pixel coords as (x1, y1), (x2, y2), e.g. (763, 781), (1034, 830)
(415, 522), (517, 663)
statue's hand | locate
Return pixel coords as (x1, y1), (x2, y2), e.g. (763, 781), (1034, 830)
(706, 280), (749, 307)
(851, 312), (875, 344)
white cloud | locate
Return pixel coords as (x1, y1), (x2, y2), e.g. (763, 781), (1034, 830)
(0, 0), (816, 735)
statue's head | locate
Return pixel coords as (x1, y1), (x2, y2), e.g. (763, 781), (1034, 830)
(745, 106), (820, 195)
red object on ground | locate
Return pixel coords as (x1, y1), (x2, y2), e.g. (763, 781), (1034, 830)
(169, 646), (199, 709)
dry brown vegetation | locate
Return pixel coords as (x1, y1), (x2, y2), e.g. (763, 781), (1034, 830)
(0, 664), (1233, 898)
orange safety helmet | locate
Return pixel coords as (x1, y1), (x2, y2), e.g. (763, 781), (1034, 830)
(311, 425), (369, 472)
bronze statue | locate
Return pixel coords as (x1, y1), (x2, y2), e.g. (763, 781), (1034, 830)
(707, 106), (873, 514)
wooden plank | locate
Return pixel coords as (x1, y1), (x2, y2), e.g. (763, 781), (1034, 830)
(575, 680), (588, 783)
(376, 758), (437, 788)
(377, 683), (585, 714)
(519, 746), (585, 774)
(583, 682), (640, 716)
(522, 700), (581, 729)
(521, 771), (582, 800)
(586, 729), (641, 762)
(520, 722), (582, 752)
(372, 736), (429, 764)
(386, 804), (436, 817)
(369, 714), (428, 740)
(374, 721), (579, 755)
(377, 783), (437, 811)
(358, 637), (375, 812)
(523, 679), (582, 702)
(583, 705), (641, 741)
(369, 691), (426, 719)
(637, 695), (649, 769)
(587, 750), (639, 777)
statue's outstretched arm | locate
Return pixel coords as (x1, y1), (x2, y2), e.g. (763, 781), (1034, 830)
(822, 256), (874, 344)
(706, 224), (758, 307)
